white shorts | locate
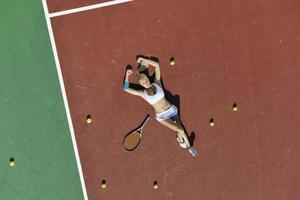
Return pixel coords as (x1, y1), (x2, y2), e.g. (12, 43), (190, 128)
(155, 105), (178, 122)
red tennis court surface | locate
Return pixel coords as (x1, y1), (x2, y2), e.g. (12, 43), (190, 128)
(47, 0), (300, 199)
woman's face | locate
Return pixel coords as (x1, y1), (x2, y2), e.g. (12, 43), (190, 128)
(139, 76), (151, 88)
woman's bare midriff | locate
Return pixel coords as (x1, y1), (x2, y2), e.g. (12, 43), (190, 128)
(152, 97), (172, 114)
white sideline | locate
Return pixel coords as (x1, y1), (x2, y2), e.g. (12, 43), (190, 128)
(42, 0), (89, 199)
(49, 0), (133, 18)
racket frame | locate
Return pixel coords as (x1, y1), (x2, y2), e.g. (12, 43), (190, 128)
(122, 114), (150, 151)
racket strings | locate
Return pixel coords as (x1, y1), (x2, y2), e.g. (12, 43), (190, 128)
(124, 132), (140, 151)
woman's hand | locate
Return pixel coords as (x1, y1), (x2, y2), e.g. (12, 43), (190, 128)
(137, 58), (150, 70)
(126, 69), (133, 76)
(136, 58), (143, 63)
(136, 57), (144, 63)
(136, 57), (159, 69)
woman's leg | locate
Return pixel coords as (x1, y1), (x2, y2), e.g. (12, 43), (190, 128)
(159, 119), (191, 148)
(170, 114), (183, 125)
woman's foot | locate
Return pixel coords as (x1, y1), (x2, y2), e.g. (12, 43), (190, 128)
(176, 136), (188, 148)
(188, 146), (198, 157)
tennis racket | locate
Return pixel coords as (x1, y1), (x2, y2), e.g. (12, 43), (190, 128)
(122, 114), (150, 151)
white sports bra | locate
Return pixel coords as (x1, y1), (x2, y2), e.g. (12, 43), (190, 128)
(143, 83), (165, 105)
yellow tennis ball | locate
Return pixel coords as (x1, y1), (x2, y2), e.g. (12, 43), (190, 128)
(233, 103), (238, 111)
(153, 181), (158, 189)
(86, 118), (92, 124)
(209, 118), (215, 126)
(169, 57), (176, 65)
(101, 180), (107, 189)
(9, 161), (15, 167)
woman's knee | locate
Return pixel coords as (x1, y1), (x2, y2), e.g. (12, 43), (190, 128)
(159, 119), (183, 133)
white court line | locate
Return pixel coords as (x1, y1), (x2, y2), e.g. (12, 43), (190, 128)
(49, 0), (133, 18)
(42, 0), (89, 199)
(43, 0), (134, 199)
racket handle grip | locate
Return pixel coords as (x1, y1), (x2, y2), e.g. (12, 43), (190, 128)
(140, 114), (150, 129)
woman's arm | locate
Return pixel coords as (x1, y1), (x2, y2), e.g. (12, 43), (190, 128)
(137, 58), (161, 81)
(123, 69), (144, 97)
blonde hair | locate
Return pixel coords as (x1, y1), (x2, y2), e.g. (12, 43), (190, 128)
(137, 73), (148, 82)
(137, 73), (156, 95)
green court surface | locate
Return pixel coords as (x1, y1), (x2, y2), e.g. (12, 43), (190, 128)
(0, 1), (84, 199)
